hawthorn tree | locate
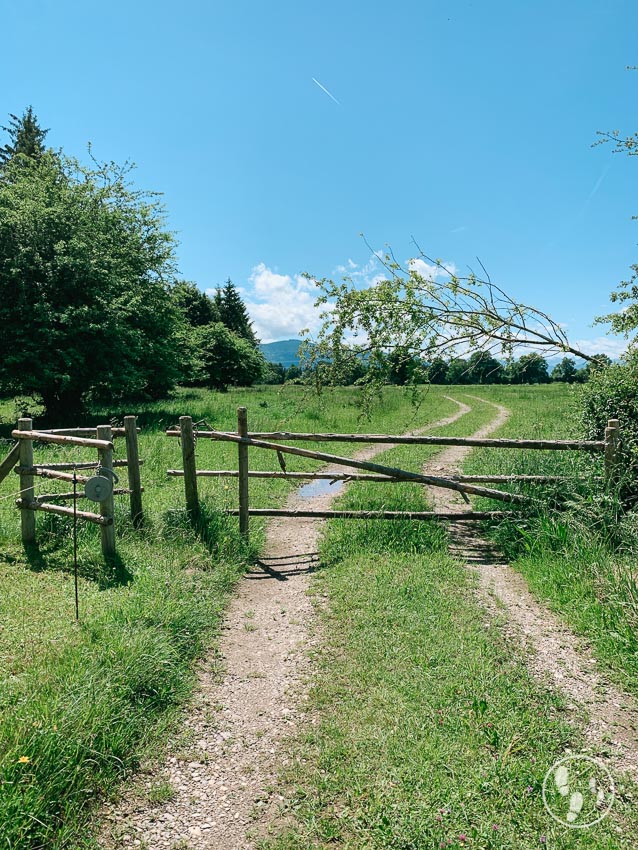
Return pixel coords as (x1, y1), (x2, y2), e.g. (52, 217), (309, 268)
(0, 150), (179, 419)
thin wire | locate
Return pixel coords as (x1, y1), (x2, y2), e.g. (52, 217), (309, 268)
(73, 469), (79, 622)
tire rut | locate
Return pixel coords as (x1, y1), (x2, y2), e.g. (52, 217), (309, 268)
(422, 394), (638, 781)
(99, 397), (471, 849)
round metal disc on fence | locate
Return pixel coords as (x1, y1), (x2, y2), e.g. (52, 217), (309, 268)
(84, 475), (113, 502)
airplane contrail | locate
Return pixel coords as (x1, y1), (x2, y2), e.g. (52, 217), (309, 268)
(312, 77), (340, 105)
(588, 161), (612, 201)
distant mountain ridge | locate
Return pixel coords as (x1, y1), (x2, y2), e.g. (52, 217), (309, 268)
(259, 339), (303, 368)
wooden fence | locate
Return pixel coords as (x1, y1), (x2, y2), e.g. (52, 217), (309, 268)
(0, 416), (143, 557)
(166, 408), (619, 542)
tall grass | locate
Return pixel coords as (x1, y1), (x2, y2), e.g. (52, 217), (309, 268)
(0, 384), (457, 849)
(261, 393), (638, 849)
(460, 386), (638, 697)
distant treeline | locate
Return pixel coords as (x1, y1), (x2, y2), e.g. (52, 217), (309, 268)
(263, 350), (610, 386)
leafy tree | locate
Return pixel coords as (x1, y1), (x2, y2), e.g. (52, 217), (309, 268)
(387, 348), (425, 386)
(286, 364), (303, 381)
(580, 358), (638, 506)
(172, 281), (219, 327)
(190, 322), (265, 390)
(425, 357), (448, 384)
(447, 358), (470, 385)
(508, 353), (550, 384)
(307, 244), (595, 398)
(551, 357), (578, 383)
(0, 151), (179, 419)
(0, 106), (48, 168)
(465, 351), (505, 383)
(263, 362), (287, 384)
(217, 278), (258, 345)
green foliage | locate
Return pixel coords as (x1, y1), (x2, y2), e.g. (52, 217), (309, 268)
(190, 322), (265, 390)
(507, 352), (551, 384)
(216, 278), (258, 345)
(263, 361), (287, 384)
(551, 356), (578, 383)
(171, 280), (219, 327)
(308, 247), (593, 404)
(0, 151), (179, 419)
(580, 358), (638, 504)
(425, 356), (448, 383)
(0, 106), (48, 168)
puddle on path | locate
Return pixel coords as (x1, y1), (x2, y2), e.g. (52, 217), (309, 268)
(296, 478), (345, 500)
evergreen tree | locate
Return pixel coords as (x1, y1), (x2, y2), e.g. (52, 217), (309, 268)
(218, 278), (258, 345)
(171, 281), (219, 327)
(0, 106), (48, 168)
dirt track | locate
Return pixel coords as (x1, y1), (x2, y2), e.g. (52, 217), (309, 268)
(422, 394), (638, 781)
(99, 399), (470, 849)
(101, 394), (638, 848)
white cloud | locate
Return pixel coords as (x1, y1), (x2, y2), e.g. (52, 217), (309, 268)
(572, 336), (628, 360)
(408, 257), (458, 279)
(244, 263), (323, 343)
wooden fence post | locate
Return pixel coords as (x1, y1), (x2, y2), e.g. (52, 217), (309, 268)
(237, 407), (249, 541)
(18, 418), (36, 545)
(604, 418), (620, 484)
(96, 425), (116, 558)
(180, 416), (199, 516)
(124, 415), (143, 527)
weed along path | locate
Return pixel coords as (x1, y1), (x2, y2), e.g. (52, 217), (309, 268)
(99, 398), (471, 850)
(423, 394), (638, 781)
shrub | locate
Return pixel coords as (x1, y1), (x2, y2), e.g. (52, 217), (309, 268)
(579, 359), (638, 505)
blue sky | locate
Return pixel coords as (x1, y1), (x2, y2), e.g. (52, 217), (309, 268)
(2, 0), (637, 353)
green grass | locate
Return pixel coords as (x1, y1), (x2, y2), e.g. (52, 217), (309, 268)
(457, 385), (638, 700)
(261, 388), (638, 849)
(3, 383), (637, 849)
(0, 383), (458, 849)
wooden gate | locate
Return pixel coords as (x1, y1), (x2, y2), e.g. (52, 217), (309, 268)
(1, 416), (144, 557)
(166, 408), (619, 542)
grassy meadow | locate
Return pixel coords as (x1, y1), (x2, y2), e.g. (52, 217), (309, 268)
(0, 384), (458, 849)
(261, 384), (638, 850)
(1, 383), (637, 848)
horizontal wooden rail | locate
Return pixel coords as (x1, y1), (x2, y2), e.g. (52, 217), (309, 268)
(43, 427), (139, 436)
(449, 474), (593, 483)
(15, 467), (91, 484)
(15, 499), (112, 525)
(25, 459), (139, 471)
(36, 488), (140, 502)
(0, 442), (20, 485)
(225, 509), (515, 521)
(167, 469), (399, 482)
(167, 470), (594, 485)
(169, 431), (530, 506)
(165, 428), (605, 452)
(11, 430), (113, 450)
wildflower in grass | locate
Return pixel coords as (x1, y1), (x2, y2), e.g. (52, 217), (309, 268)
(492, 824), (499, 831)
(458, 835), (468, 844)
(18, 756), (30, 764)
(540, 837), (547, 845)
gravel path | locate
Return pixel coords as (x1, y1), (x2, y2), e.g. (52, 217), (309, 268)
(423, 394), (638, 781)
(99, 398), (470, 850)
